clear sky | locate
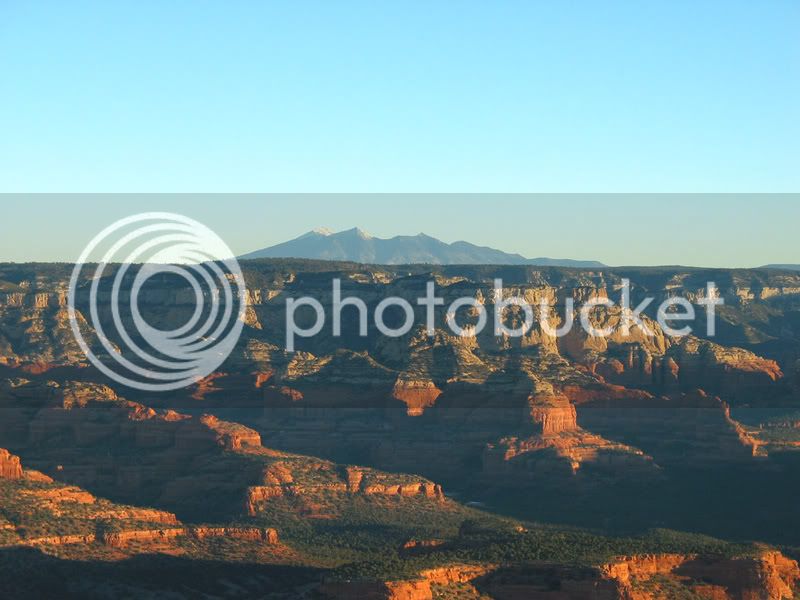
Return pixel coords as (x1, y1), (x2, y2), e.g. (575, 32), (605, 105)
(0, 2), (798, 265)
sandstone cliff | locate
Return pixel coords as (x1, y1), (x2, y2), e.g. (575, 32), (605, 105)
(0, 448), (22, 480)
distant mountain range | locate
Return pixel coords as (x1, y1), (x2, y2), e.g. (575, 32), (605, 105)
(240, 228), (605, 267)
(761, 264), (800, 271)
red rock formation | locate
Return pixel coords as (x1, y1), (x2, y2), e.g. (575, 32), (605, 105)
(0, 448), (22, 479)
(528, 392), (578, 435)
(189, 526), (278, 544)
(577, 389), (761, 464)
(483, 389), (656, 482)
(419, 565), (494, 585)
(345, 466), (364, 492)
(601, 551), (800, 600)
(392, 379), (442, 416)
(245, 485), (289, 516)
(190, 372), (228, 401)
(664, 337), (784, 404)
(400, 538), (447, 556)
(100, 528), (187, 547)
(99, 526), (279, 547)
(22, 533), (97, 546)
(254, 371), (274, 389)
(562, 383), (654, 405)
(198, 414), (263, 450)
(245, 466), (444, 516)
(362, 482), (444, 500)
(319, 579), (432, 600)
(600, 553), (693, 584)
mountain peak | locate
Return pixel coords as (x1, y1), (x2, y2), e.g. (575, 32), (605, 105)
(338, 227), (372, 240)
(240, 228), (604, 267)
(297, 227), (334, 240)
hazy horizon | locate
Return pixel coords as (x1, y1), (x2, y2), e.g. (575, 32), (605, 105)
(1, 194), (797, 268)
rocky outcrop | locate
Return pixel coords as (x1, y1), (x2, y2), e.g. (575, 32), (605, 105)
(665, 337), (784, 404)
(20, 533), (97, 547)
(600, 553), (695, 584)
(400, 539), (447, 556)
(0, 448), (22, 479)
(527, 390), (579, 435)
(362, 482), (444, 500)
(245, 465), (444, 516)
(98, 528), (185, 547)
(16, 525), (279, 549)
(392, 378), (442, 417)
(0, 379), (287, 520)
(346, 468), (444, 500)
(476, 564), (624, 599)
(100, 526), (278, 548)
(483, 387), (656, 482)
(483, 432), (656, 482)
(319, 579), (433, 600)
(189, 526), (279, 544)
(197, 414), (263, 450)
(600, 551), (800, 600)
(419, 564), (494, 585)
(577, 389), (761, 465)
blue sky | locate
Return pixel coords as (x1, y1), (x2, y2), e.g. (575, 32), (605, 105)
(0, 2), (798, 265)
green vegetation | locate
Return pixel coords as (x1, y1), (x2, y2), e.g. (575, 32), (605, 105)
(242, 487), (757, 582)
(0, 479), (171, 542)
(328, 523), (755, 581)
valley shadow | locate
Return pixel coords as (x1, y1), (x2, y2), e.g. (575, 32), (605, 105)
(478, 455), (800, 547)
(0, 546), (322, 600)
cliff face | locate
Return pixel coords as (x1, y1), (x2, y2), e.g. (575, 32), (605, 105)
(0, 377), (449, 524)
(319, 579), (434, 600)
(0, 449), (189, 549)
(600, 551), (800, 600)
(0, 449), (22, 480)
(244, 464), (443, 517)
(2, 264), (795, 402)
(99, 526), (279, 548)
(576, 388), (762, 466)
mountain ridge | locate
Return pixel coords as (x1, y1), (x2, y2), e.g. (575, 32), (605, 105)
(240, 228), (605, 267)
(761, 264), (800, 271)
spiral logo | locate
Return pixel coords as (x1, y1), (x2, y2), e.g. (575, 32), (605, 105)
(67, 212), (247, 391)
